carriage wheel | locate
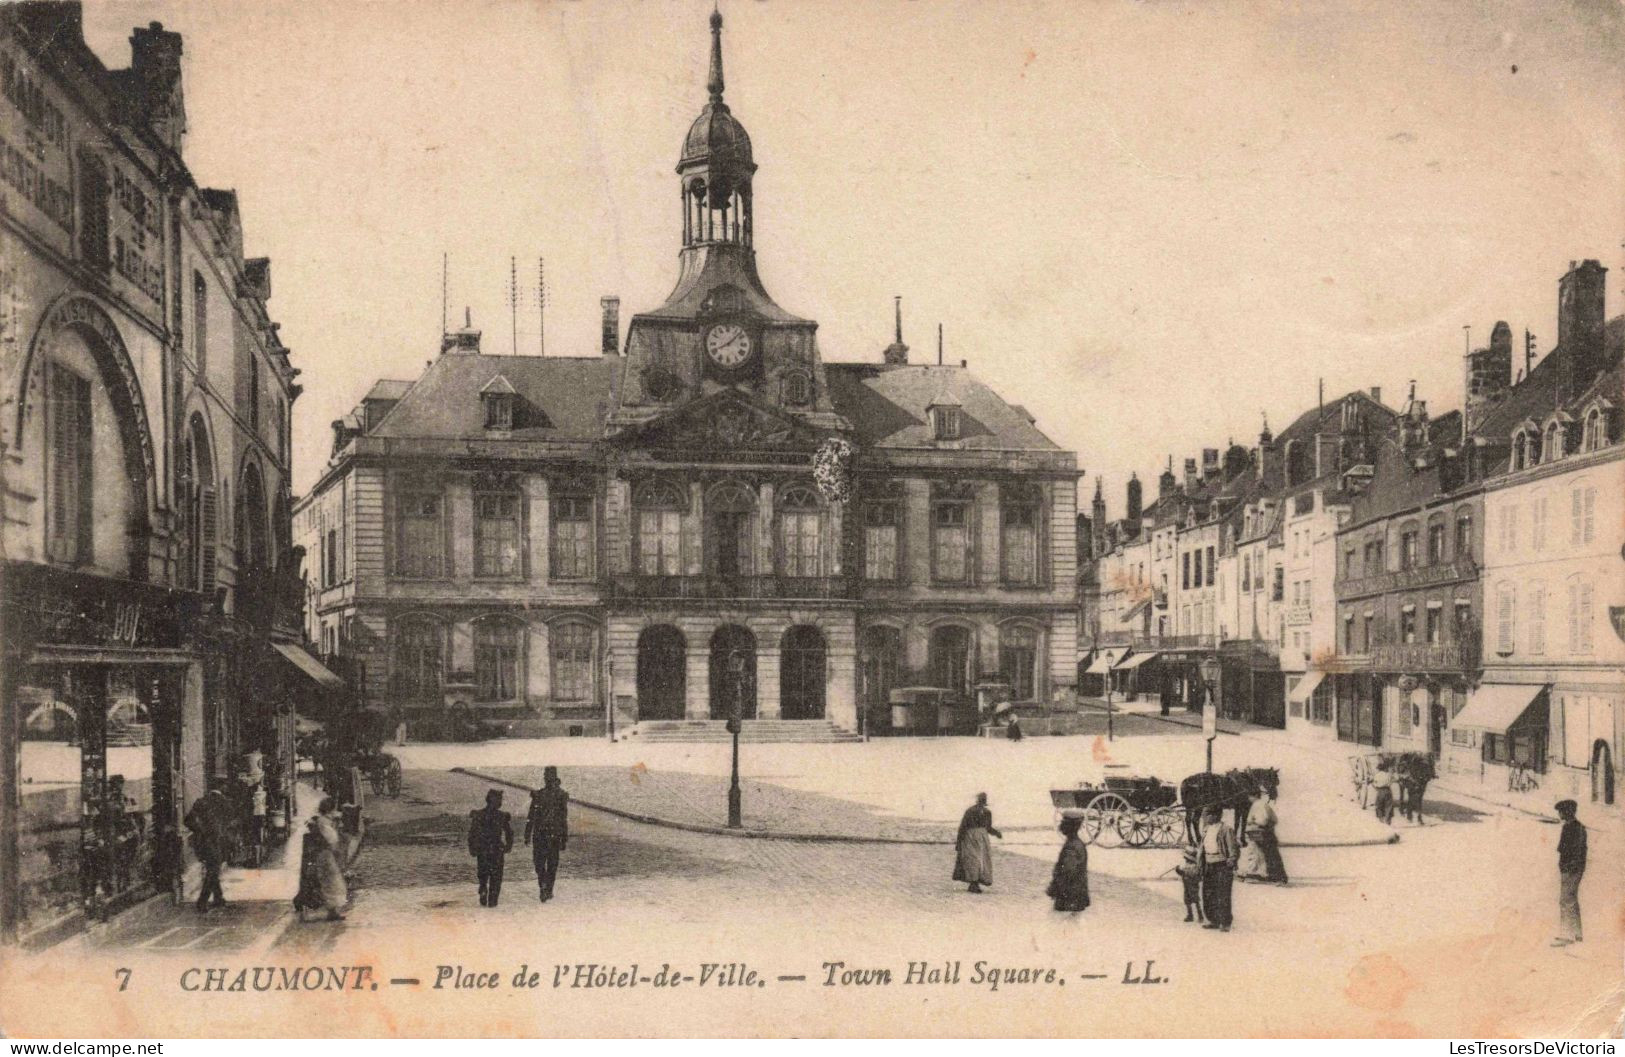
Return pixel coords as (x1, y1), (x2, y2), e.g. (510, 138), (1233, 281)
(1151, 808), (1186, 848)
(1090, 793), (1130, 848)
(1080, 808), (1105, 844)
(1117, 808), (1157, 848)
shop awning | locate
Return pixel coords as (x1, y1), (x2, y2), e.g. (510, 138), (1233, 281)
(1452, 683), (1547, 733)
(1288, 670), (1326, 704)
(1114, 651), (1159, 671)
(1085, 648), (1127, 675)
(272, 642), (346, 691)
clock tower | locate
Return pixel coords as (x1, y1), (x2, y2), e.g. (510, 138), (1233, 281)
(608, 10), (844, 434)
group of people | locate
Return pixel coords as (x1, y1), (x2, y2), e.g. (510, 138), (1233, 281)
(952, 788), (1289, 931)
(1369, 756), (1433, 826)
(465, 767), (570, 907)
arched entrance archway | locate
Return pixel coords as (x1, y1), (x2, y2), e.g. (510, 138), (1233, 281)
(1593, 740), (1615, 805)
(637, 625), (687, 720)
(780, 625), (826, 720)
(709, 624), (756, 719)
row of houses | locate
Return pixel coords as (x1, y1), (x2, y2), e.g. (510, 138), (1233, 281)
(1080, 260), (1622, 807)
(1, 5), (327, 946)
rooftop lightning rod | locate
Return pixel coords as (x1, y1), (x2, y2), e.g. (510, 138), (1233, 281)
(441, 253), (448, 336)
(537, 258), (546, 357)
(509, 256), (519, 356)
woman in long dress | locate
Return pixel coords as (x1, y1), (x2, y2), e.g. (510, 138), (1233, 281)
(1047, 812), (1090, 912)
(952, 793), (1002, 893)
(1239, 790), (1288, 884)
(301, 797), (348, 921)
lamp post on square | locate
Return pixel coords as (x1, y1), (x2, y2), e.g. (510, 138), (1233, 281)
(726, 648), (745, 829)
(1199, 656), (1221, 773)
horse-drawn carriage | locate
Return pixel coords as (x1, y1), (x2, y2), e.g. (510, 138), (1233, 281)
(1348, 751), (1434, 814)
(1049, 767), (1281, 849)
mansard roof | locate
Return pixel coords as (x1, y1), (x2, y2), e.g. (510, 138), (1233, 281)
(368, 353), (617, 443)
(1472, 315), (1624, 451)
(824, 363), (1060, 452)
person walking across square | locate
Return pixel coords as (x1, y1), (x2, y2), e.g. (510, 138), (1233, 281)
(525, 767), (570, 903)
(1553, 799), (1586, 946)
(467, 789), (514, 907)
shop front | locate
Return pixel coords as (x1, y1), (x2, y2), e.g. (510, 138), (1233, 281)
(2, 563), (202, 947)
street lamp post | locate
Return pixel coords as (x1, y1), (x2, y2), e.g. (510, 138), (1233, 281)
(1199, 656), (1221, 773)
(726, 649), (744, 828)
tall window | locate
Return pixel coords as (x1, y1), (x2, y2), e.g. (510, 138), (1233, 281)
(1000, 625), (1039, 702)
(1425, 606), (1441, 645)
(474, 621), (521, 702)
(1343, 614), (1355, 653)
(1544, 422), (1563, 463)
(1455, 511), (1473, 561)
(932, 502), (971, 583)
(1495, 584), (1516, 655)
(551, 623), (594, 702)
(1206, 545), (1215, 586)
(1526, 582), (1546, 654)
(637, 483), (685, 576)
(550, 493), (594, 580)
(394, 487), (444, 578)
(778, 485), (822, 578)
(249, 360), (260, 435)
(1427, 521), (1445, 564)
(324, 528), (338, 586)
(930, 625), (971, 696)
(78, 152), (110, 267)
(864, 502), (899, 581)
(1569, 483), (1595, 546)
(394, 620), (443, 701)
(1001, 499), (1039, 585)
(192, 271), (207, 373)
(1568, 579), (1594, 654)
(1401, 608), (1417, 644)
(1531, 493), (1548, 551)
(1583, 409), (1606, 451)
(1271, 566), (1284, 602)
(1400, 528), (1418, 570)
(1499, 503), (1518, 554)
(473, 491), (522, 578)
(46, 364), (93, 564)
(1181, 552), (1191, 590)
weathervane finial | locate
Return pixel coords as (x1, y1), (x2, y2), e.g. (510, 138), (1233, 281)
(708, 7), (725, 104)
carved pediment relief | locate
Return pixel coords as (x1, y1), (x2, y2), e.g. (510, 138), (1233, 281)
(620, 391), (819, 452)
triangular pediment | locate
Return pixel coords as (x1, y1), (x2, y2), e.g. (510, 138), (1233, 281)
(613, 388), (826, 452)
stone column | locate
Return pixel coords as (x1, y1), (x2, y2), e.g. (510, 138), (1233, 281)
(685, 617), (711, 719)
(528, 619), (551, 704)
(527, 474), (550, 584)
(756, 628), (781, 719)
(827, 634), (858, 730)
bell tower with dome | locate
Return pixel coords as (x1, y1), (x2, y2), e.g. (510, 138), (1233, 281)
(609, 10), (844, 434)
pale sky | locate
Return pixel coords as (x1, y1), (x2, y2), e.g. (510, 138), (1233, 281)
(83, 0), (1625, 509)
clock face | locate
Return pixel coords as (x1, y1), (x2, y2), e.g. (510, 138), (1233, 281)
(705, 323), (753, 369)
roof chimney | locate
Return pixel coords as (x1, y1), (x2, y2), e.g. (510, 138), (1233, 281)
(1183, 457), (1199, 493)
(883, 296), (909, 365)
(1126, 474), (1143, 534)
(600, 296), (620, 356)
(1202, 448), (1220, 480)
(442, 306), (481, 355)
(1369, 386), (1381, 404)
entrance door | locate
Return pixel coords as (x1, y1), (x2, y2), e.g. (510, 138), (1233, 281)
(780, 626), (827, 720)
(709, 625), (757, 719)
(1428, 690), (1446, 758)
(636, 625), (687, 721)
(860, 626), (901, 732)
(1594, 741), (1616, 805)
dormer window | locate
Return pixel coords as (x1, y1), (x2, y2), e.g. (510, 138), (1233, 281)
(932, 404), (961, 440)
(1582, 403), (1613, 451)
(480, 375), (516, 430)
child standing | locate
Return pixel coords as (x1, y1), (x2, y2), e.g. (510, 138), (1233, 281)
(1175, 841), (1204, 923)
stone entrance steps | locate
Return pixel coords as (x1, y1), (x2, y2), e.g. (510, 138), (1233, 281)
(633, 719), (862, 744)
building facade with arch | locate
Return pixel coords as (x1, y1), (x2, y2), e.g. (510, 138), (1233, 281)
(296, 12), (1079, 740)
(1, 7), (302, 945)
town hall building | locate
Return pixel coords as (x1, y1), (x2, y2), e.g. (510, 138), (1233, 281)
(295, 12), (1080, 739)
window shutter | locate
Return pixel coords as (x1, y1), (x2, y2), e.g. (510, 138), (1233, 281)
(200, 486), (219, 595)
(1582, 488), (1595, 544)
(1570, 489), (1582, 546)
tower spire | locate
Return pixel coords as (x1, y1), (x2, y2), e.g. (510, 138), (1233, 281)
(708, 7), (725, 105)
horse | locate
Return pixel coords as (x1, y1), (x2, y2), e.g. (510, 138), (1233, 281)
(1180, 767), (1282, 844)
(1391, 753), (1435, 824)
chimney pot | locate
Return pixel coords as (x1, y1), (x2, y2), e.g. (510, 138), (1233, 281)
(1369, 386), (1381, 403)
(600, 296), (620, 356)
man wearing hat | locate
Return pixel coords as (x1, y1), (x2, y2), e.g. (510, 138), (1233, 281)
(467, 789), (514, 907)
(524, 767), (570, 903)
(1553, 799), (1586, 946)
(1047, 809), (1091, 912)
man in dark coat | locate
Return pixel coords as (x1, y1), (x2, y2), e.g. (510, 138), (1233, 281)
(1553, 799), (1586, 946)
(467, 789), (514, 907)
(184, 786), (233, 912)
(524, 767), (569, 902)
(1047, 811), (1090, 912)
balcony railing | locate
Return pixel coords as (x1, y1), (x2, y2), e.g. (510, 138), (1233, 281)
(607, 574), (853, 601)
(1335, 555), (1477, 600)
